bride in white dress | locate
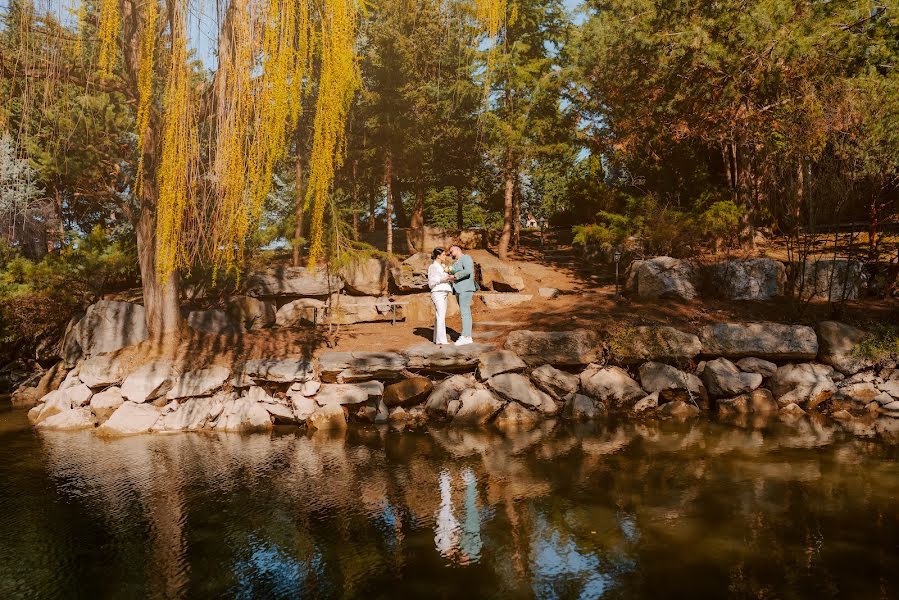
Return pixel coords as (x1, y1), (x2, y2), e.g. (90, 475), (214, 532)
(427, 247), (453, 345)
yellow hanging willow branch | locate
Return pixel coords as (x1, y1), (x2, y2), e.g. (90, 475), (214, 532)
(305, 0), (361, 268)
(211, 0), (254, 275)
(210, 0), (311, 276)
(475, 0), (506, 90)
(134, 0), (158, 193)
(155, 0), (197, 278)
(97, 0), (119, 76)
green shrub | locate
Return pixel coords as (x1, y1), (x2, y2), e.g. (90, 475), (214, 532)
(0, 227), (138, 358)
(695, 199), (742, 249)
(853, 323), (899, 361)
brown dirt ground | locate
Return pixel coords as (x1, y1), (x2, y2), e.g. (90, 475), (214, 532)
(106, 233), (899, 373)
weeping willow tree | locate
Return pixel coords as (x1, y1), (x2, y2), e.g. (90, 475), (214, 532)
(5, 0), (504, 337)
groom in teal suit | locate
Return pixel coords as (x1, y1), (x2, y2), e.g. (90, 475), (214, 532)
(447, 245), (477, 346)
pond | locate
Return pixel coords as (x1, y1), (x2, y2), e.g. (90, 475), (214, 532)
(1, 406), (898, 599)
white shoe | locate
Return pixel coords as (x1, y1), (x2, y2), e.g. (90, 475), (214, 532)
(454, 336), (472, 346)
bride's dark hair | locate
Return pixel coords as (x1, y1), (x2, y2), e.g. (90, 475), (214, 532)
(432, 247), (444, 260)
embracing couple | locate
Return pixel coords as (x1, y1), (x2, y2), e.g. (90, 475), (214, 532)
(427, 245), (477, 346)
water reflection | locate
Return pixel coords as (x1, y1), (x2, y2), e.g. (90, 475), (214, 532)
(1, 411), (898, 598)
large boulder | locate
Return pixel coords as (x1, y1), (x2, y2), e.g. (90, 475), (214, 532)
(315, 381), (384, 405)
(624, 260), (643, 295)
(611, 326), (702, 365)
(213, 397), (274, 432)
(275, 298), (327, 327)
(187, 309), (240, 336)
(561, 394), (600, 420)
(401, 293), (460, 325)
(769, 363), (836, 409)
(493, 402), (541, 432)
(78, 353), (130, 388)
(319, 351), (407, 382)
(27, 392), (76, 425)
(389, 253), (431, 293)
(227, 296), (276, 330)
(69, 300), (148, 357)
(424, 375), (476, 415)
(35, 407), (96, 431)
(306, 403), (347, 430)
(706, 258), (785, 300)
(97, 402), (162, 436)
(329, 296), (399, 325)
(638, 362), (704, 396)
(799, 259), (867, 301)
(159, 396), (222, 431)
(383, 377), (433, 408)
(166, 366), (230, 400)
(699, 322), (818, 360)
(636, 257), (700, 300)
(486, 373), (557, 414)
(478, 293), (533, 310)
(717, 389), (779, 415)
(735, 357), (778, 377)
(404, 343), (494, 370)
(817, 321), (875, 375)
(120, 359), (176, 402)
(477, 350), (526, 380)
(451, 388), (504, 425)
(579, 366), (645, 408)
(530, 365), (579, 401)
(476, 254), (525, 292)
(89, 387), (124, 421)
(246, 266), (343, 297)
(341, 257), (390, 296)
(702, 358), (763, 397)
(503, 330), (601, 367)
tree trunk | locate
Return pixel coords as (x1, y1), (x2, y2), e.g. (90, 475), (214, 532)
(407, 177), (425, 253)
(292, 154), (305, 267)
(393, 176), (408, 228)
(512, 177), (521, 251)
(498, 152), (515, 260)
(385, 153), (394, 256)
(350, 159), (360, 241)
(123, 0), (181, 339)
(456, 187), (464, 230)
(137, 191), (182, 339)
(368, 184), (376, 233)
(869, 193), (879, 260)
(53, 186), (64, 253)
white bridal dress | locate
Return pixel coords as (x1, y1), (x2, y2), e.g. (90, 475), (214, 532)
(428, 260), (452, 345)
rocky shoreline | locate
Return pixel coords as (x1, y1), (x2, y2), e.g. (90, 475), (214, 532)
(19, 319), (899, 437)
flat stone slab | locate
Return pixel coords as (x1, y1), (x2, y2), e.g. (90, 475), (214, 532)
(612, 326), (701, 365)
(318, 351), (407, 383)
(403, 343), (495, 370)
(246, 266), (343, 297)
(699, 322), (818, 360)
(237, 359), (316, 383)
(504, 330), (601, 367)
(315, 381), (384, 405)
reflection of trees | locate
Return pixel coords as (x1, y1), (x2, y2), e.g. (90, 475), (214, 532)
(9, 416), (897, 598)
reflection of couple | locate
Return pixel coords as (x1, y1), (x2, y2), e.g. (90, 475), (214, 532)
(428, 245), (478, 346)
(434, 468), (482, 564)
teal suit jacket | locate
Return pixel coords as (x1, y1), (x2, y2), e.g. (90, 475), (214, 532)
(451, 255), (478, 294)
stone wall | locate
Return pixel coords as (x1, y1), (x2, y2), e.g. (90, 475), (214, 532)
(627, 256), (886, 301)
(24, 320), (899, 436)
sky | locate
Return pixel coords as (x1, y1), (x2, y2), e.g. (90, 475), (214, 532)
(186, 0), (588, 68)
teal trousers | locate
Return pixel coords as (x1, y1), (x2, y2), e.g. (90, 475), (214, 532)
(457, 291), (473, 338)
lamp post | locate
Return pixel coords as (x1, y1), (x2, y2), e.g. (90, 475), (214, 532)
(613, 248), (622, 297)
